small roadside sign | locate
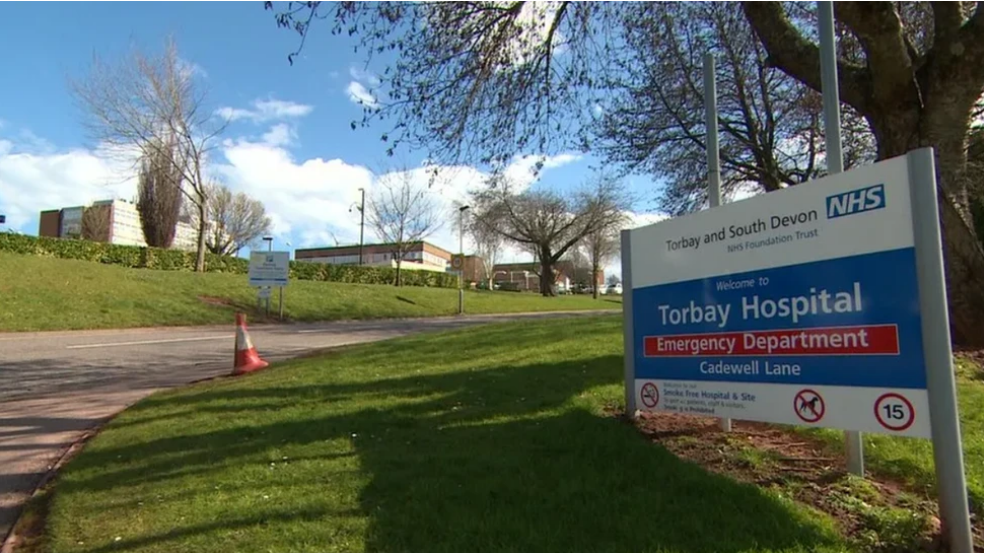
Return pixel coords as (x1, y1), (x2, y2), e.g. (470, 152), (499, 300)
(249, 251), (289, 288)
(450, 254), (464, 271)
(257, 287), (272, 299)
(0, 215), (6, 224)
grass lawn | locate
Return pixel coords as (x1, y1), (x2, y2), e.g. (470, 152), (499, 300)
(801, 356), (984, 514)
(44, 317), (847, 553)
(0, 252), (618, 332)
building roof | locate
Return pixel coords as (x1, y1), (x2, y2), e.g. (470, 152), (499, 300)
(493, 260), (575, 271)
(295, 240), (454, 257)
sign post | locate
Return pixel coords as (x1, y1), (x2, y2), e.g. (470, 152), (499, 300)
(621, 150), (971, 551)
(817, 0), (864, 479)
(249, 251), (289, 319)
(907, 149), (973, 553)
(452, 254), (465, 315)
(704, 52), (730, 433)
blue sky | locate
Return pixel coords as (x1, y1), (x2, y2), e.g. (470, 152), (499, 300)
(0, 2), (663, 266)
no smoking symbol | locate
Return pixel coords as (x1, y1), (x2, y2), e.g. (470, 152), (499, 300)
(641, 383), (660, 408)
(874, 393), (915, 432)
(794, 389), (825, 423)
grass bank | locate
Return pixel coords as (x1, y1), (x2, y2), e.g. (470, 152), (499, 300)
(0, 252), (618, 332)
(801, 355), (984, 515)
(44, 317), (846, 553)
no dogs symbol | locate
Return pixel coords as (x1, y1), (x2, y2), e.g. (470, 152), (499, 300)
(793, 389), (825, 423)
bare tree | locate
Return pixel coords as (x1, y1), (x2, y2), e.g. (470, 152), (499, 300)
(269, 1), (984, 345)
(596, 2), (874, 214)
(70, 37), (225, 271)
(469, 216), (504, 290)
(583, 225), (622, 300)
(200, 182), (273, 256)
(742, 2), (984, 346)
(562, 241), (591, 290)
(81, 204), (112, 242)
(606, 273), (621, 287)
(472, 174), (631, 297)
(136, 137), (184, 248)
(366, 169), (442, 286)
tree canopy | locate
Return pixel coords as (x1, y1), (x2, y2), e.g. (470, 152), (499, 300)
(267, 1), (984, 345)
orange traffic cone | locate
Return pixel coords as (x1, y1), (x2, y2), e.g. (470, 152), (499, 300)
(232, 312), (269, 376)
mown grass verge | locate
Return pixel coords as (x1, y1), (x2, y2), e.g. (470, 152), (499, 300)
(43, 317), (845, 553)
(0, 252), (618, 332)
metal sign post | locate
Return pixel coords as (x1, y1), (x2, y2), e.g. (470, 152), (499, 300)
(907, 148), (973, 553)
(278, 287), (285, 321)
(704, 53), (730, 433)
(817, 0), (864, 478)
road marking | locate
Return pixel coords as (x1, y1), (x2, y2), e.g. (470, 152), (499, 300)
(66, 335), (233, 350)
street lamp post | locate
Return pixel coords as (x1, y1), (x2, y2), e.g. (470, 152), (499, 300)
(349, 189), (366, 265)
(358, 188), (365, 265)
(458, 205), (470, 315)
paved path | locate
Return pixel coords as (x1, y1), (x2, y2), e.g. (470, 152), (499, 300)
(0, 310), (616, 543)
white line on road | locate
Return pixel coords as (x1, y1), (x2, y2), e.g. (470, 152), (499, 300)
(66, 335), (233, 350)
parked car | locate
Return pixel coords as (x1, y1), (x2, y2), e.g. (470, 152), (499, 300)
(605, 283), (623, 295)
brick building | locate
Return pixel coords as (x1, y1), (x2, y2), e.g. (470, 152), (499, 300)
(490, 260), (604, 292)
(39, 199), (197, 250)
(294, 241), (454, 272)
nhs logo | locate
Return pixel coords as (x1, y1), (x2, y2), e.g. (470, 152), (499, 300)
(826, 184), (885, 219)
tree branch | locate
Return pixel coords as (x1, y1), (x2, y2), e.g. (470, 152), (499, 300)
(835, 3), (915, 103)
(741, 1), (871, 115)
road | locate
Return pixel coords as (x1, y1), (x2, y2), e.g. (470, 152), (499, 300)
(0, 310), (616, 545)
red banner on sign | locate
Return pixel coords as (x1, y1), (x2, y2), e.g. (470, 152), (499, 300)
(643, 324), (899, 357)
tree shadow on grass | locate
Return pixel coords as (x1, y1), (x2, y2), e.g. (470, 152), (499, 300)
(50, 322), (843, 553)
(357, 408), (840, 553)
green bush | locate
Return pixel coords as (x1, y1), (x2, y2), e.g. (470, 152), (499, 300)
(0, 232), (457, 289)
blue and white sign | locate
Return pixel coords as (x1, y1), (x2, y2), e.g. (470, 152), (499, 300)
(622, 154), (932, 437)
(249, 251), (290, 288)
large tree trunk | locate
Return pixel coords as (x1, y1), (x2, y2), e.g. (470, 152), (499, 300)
(539, 250), (556, 297)
(591, 262), (600, 300)
(740, 1), (984, 347)
(870, 103), (984, 347)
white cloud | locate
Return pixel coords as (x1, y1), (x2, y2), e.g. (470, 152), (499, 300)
(261, 123), (296, 148)
(625, 210), (668, 230)
(502, 153), (581, 190)
(345, 82), (379, 109)
(0, 141), (137, 231)
(0, 124), (585, 267)
(177, 58), (207, 79)
(349, 66), (381, 88)
(216, 98), (313, 123)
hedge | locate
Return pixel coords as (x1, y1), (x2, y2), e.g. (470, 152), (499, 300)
(0, 232), (458, 289)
